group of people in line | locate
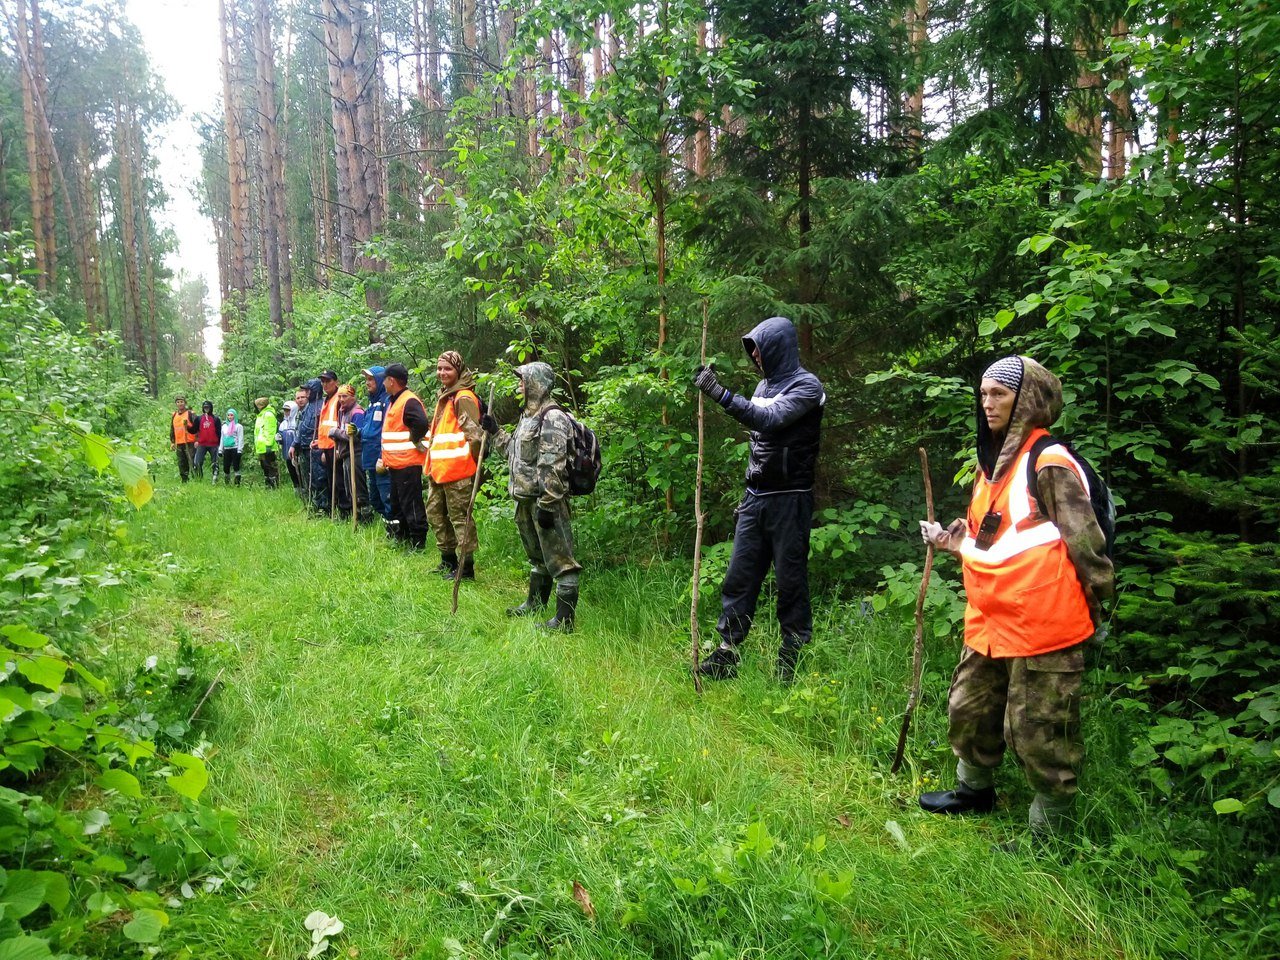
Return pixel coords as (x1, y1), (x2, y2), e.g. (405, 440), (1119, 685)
(166, 316), (1113, 841)
(169, 397), (276, 487)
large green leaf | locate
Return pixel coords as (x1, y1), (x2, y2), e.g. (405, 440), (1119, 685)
(16, 656), (66, 692)
(166, 753), (209, 802)
(97, 768), (142, 799)
(0, 871), (47, 920)
(111, 452), (154, 509)
(122, 908), (168, 943)
(78, 433), (113, 473)
(0, 937), (53, 960)
(0, 627), (47, 651)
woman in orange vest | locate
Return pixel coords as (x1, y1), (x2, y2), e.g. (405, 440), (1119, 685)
(425, 351), (485, 579)
(169, 396), (198, 483)
(918, 356), (1114, 838)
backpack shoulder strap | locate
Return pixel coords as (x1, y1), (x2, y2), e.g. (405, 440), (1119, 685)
(1025, 434), (1057, 515)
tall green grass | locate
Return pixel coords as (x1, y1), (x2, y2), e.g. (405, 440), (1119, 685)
(104, 483), (1220, 959)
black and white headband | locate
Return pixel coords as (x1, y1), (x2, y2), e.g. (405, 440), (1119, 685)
(982, 356), (1024, 392)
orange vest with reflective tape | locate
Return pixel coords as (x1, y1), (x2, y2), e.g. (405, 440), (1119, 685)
(381, 390), (426, 469)
(314, 394), (339, 450)
(427, 390), (479, 484)
(172, 411), (194, 444)
(959, 428), (1095, 658)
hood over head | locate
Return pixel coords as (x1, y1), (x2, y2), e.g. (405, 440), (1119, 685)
(976, 355), (1063, 480)
(742, 316), (801, 380)
(516, 362), (555, 412)
(304, 378), (323, 404)
(226, 408), (237, 421)
(283, 400), (298, 417)
(363, 365), (387, 396)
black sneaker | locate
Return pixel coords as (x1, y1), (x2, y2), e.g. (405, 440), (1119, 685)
(696, 646), (740, 681)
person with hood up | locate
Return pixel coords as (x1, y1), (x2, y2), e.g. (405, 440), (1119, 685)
(356, 366), (392, 519)
(192, 400), (222, 482)
(330, 383), (367, 520)
(292, 378), (323, 510)
(278, 398), (301, 491)
(253, 398), (280, 489)
(480, 362), (581, 631)
(425, 351), (486, 579)
(379, 363), (431, 548)
(918, 356), (1114, 838)
(693, 316), (826, 683)
(170, 396), (198, 483)
(220, 409), (246, 486)
(310, 370), (340, 515)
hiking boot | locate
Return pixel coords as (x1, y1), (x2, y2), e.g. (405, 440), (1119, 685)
(435, 552), (459, 577)
(696, 645), (740, 681)
(540, 586), (578, 632)
(457, 556), (475, 581)
(919, 782), (997, 815)
(775, 639), (805, 685)
(507, 573), (552, 617)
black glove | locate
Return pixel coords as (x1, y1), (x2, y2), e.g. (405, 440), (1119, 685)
(694, 365), (729, 404)
(480, 413), (498, 435)
(537, 508), (556, 530)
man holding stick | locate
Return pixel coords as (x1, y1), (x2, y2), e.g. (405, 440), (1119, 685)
(425, 351), (486, 580)
(693, 316), (825, 683)
(379, 363), (430, 549)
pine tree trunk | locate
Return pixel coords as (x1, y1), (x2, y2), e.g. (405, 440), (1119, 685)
(114, 97), (147, 378)
(904, 0), (928, 155)
(219, 0), (252, 329)
(1068, 13), (1104, 176)
(28, 0), (55, 283)
(254, 0), (285, 336)
(1107, 17), (1130, 179)
(12, 0), (49, 288)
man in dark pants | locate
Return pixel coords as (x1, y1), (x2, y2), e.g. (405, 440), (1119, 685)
(693, 315), (825, 683)
(169, 396), (197, 483)
(380, 363), (430, 549)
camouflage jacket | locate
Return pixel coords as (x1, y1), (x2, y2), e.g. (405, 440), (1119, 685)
(489, 361), (573, 508)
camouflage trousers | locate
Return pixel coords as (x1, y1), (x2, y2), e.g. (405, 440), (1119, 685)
(426, 476), (478, 554)
(514, 498), (581, 587)
(948, 643), (1085, 806)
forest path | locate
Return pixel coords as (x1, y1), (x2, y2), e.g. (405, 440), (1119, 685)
(112, 483), (1202, 960)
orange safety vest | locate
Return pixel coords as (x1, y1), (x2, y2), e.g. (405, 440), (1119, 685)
(427, 390), (479, 484)
(172, 411), (195, 445)
(959, 428), (1095, 658)
(314, 394), (339, 450)
(381, 389), (427, 469)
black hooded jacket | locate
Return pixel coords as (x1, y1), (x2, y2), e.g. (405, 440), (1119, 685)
(294, 378), (324, 451)
(718, 316), (825, 493)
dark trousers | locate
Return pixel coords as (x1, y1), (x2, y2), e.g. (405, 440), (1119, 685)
(175, 443), (194, 482)
(334, 454), (368, 517)
(221, 448), (242, 485)
(388, 466), (427, 548)
(193, 444), (218, 480)
(716, 490), (814, 649)
(285, 454), (301, 490)
(309, 448), (332, 512)
(366, 467), (392, 518)
(259, 451), (279, 489)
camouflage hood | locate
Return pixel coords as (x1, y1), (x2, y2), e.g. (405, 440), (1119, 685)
(435, 366), (478, 405)
(976, 356), (1062, 481)
(517, 362), (556, 414)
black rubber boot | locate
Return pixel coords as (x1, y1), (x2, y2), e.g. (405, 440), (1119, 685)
(540, 586), (578, 632)
(457, 555), (475, 581)
(775, 639), (805, 684)
(919, 782), (997, 815)
(507, 573), (552, 617)
(697, 645), (740, 681)
(435, 551), (459, 577)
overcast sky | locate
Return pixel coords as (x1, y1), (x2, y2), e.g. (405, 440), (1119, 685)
(125, 0), (224, 362)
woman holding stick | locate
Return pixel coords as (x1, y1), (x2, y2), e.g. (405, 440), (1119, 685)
(918, 356), (1113, 838)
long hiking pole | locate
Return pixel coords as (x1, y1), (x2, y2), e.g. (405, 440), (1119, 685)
(453, 382), (497, 616)
(329, 449), (337, 521)
(690, 300), (710, 695)
(349, 430), (360, 532)
(890, 447), (936, 773)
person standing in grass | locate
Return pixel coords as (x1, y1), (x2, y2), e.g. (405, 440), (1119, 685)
(192, 400), (221, 482)
(169, 396), (198, 483)
(220, 408), (245, 486)
(918, 356), (1114, 838)
(330, 383), (367, 520)
(253, 397), (280, 490)
(692, 316), (826, 683)
(380, 363), (430, 549)
(481, 361), (581, 631)
(357, 366), (392, 520)
(425, 351), (485, 580)
(310, 370), (340, 515)
(278, 398), (301, 491)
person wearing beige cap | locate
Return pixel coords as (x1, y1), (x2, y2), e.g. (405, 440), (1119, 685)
(253, 397), (280, 489)
(425, 351), (485, 579)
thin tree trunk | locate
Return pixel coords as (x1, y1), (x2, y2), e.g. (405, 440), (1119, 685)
(1107, 18), (1130, 179)
(219, 0), (251, 329)
(904, 0), (928, 156)
(12, 0), (49, 287)
(254, 0), (284, 337)
(114, 97), (147, 377)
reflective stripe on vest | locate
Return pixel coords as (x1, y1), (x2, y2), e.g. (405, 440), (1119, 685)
(173, 412), (194, 445)
(427, 390), (478, 484)
(382, 390), (426, 469)
(958, 428), (1095, 658)
(314, 395), (339, 449)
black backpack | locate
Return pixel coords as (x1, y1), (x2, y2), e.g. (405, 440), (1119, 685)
(536, 405), (602, 496)
(1026, 434), (1116, 559)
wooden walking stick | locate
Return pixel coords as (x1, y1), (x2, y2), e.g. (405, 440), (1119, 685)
(453, 382), (497, 616)
(329, 449), (337, 521)
(690, 300), (710, 695)
(890, 447), (936, 774)
(348, 426), (360, 532)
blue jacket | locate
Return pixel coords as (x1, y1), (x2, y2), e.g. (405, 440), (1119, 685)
(293, 378), (323, 455)
(354, 366), (388, 470)
(717, 316), (825, 493)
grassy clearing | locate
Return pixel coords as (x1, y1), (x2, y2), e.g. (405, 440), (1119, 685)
(103, 483), (1218, 959)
